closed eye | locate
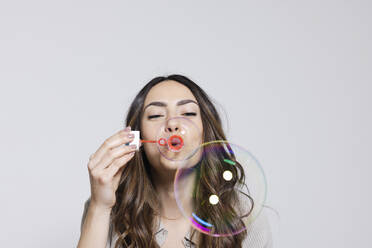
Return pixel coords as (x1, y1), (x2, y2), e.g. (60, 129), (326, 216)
(183, 112), (197, 116)
(148, 113), (196, 119)
(148, 115), (164, 119)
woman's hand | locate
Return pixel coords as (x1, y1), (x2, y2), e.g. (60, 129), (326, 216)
(87, 126), (137, 210)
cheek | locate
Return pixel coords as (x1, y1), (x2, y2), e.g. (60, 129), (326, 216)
(141, 122), (161, 156)
(142, 142), (162, 169)
(143, 143), (158, 157)
(197, 119), (204, 140)
(141, 121), (158, 140)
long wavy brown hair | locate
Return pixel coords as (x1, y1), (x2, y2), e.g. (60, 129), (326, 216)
(111, 74), (248, 247)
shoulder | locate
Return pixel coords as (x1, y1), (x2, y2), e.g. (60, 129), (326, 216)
(242, 209), (273, 248)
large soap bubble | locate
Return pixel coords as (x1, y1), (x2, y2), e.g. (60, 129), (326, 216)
(174, 140), (267, 237)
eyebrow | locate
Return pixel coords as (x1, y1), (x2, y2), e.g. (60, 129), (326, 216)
(144, 99), (198, 111)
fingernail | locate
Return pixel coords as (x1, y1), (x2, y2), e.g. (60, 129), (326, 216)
(130, 144), (137, 149)
(128, 134), (134, 138)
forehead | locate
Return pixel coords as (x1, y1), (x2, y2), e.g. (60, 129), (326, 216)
(144, 80), (197, 105)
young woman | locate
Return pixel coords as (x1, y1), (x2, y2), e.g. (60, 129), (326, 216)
(77, 74), (273, 248)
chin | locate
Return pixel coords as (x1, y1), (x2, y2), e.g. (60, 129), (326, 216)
(158, 156), (186, 170)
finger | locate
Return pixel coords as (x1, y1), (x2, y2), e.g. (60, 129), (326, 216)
(91, 127), (134, 164)
(88, 127), (133, 171)
(104, 151), (135, 179)
(93, 144), (137, 171)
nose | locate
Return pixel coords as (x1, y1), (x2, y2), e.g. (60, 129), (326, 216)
(165, 118), (181, 133)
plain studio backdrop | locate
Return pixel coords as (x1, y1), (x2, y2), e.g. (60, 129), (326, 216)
(0, 1), (371, 247)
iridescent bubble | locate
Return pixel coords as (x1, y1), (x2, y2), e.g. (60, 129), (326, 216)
(174, 140), (267, 237)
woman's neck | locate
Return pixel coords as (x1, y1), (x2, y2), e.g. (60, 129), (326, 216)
(151, 160), (201, 221)
(151, 166), (175, 195)
(151, 167), (183, 219)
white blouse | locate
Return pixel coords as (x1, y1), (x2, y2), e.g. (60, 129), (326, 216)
(80, 198), (273, 247)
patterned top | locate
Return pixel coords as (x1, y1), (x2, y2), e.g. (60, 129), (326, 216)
(80, 198), (273, 247)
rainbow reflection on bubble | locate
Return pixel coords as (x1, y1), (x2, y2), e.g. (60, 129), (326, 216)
(174, 140), (267, 237)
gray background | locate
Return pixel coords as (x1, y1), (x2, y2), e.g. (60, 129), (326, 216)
(0, 1), (371, 247)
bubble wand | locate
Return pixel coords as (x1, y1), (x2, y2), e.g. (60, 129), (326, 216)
(141, 135), (184, 151)
(127, 131), (184, 151)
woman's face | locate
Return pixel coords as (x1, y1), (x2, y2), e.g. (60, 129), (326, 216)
(140, 80), (203, 171)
